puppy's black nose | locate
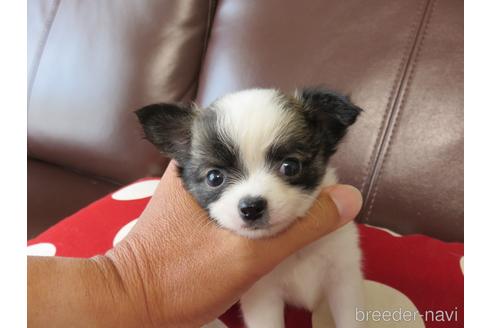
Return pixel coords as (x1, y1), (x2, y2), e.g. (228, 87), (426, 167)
(238, 197), (267, 221)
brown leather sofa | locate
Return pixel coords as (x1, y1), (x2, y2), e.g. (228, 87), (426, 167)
(28, 0), (463, 243)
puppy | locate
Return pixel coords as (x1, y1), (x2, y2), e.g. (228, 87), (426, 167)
(136, 88), (364, 328)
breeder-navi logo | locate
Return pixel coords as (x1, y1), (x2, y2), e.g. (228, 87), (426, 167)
(355, 307), (459, 323)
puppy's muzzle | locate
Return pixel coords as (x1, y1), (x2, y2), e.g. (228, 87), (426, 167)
(238, 196), (267, 222)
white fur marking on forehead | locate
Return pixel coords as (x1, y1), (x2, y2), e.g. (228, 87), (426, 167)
(213, 89), (294, 171)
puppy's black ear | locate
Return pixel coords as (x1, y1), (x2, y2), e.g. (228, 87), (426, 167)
(299, 87), (362, 156)
(135, 103), (195, 164)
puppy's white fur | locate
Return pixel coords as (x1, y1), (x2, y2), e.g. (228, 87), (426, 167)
(210, 90), (305, 238)
(240, 176), (365, 328)
(207, 89), (364, 327)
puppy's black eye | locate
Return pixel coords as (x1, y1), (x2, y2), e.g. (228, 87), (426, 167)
(206, 169), (224, 187)
(280, 158), (301, 177)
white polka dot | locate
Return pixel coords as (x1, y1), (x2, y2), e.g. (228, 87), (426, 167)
(201, 319), (228, 328)
(460, 256), (464, 274)
(312, 299), (335, 327)
(312, 280), (424, 327)
(365, 224), (402, 237)
(363, 280), (424, 327)
(113, 219), (138, 246)
(27, 243), (56, 256)
(111, 180), (160, 201)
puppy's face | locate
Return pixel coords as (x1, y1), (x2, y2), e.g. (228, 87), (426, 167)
(137, 88), (360, 238)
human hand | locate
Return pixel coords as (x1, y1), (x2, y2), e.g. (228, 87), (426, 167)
(102, 162), (363, 327)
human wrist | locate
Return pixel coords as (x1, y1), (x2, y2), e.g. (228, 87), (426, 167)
(28, 256), (143, 328)
(90, 251), (162, 328)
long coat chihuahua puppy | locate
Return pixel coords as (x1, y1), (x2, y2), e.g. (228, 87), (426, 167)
(137, 88), (364, 328)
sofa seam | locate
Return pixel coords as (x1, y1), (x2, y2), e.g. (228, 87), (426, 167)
(359, 0), (429, 200)
(181, 0), (217, 102)
(358, 27), (416, 195)
(363, 0), (437, 223)
(27, 0), (61, 155)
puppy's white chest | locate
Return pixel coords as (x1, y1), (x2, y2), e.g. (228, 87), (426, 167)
(280, 247), (328, 310)
(266, 222), (360, 310)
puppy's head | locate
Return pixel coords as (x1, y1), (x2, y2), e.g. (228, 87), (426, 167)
(136, 88), (361, 238)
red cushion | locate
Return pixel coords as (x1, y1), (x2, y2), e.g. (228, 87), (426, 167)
(28, 179), (463, 327)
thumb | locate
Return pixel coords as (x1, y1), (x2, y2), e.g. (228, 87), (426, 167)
(255, 184), (363, 261)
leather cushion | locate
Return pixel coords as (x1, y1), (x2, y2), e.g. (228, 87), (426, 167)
(28, 0), (215, 183)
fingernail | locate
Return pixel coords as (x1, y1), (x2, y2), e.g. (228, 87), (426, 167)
(327, 185), (363, 222)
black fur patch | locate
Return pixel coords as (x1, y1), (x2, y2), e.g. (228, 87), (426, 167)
(300, 87), (362, 155)
(135, 102), (195, 165)
(266, 136), (326, 192)
(265, 88), (361, 191)
(180, 109), (246, 209)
